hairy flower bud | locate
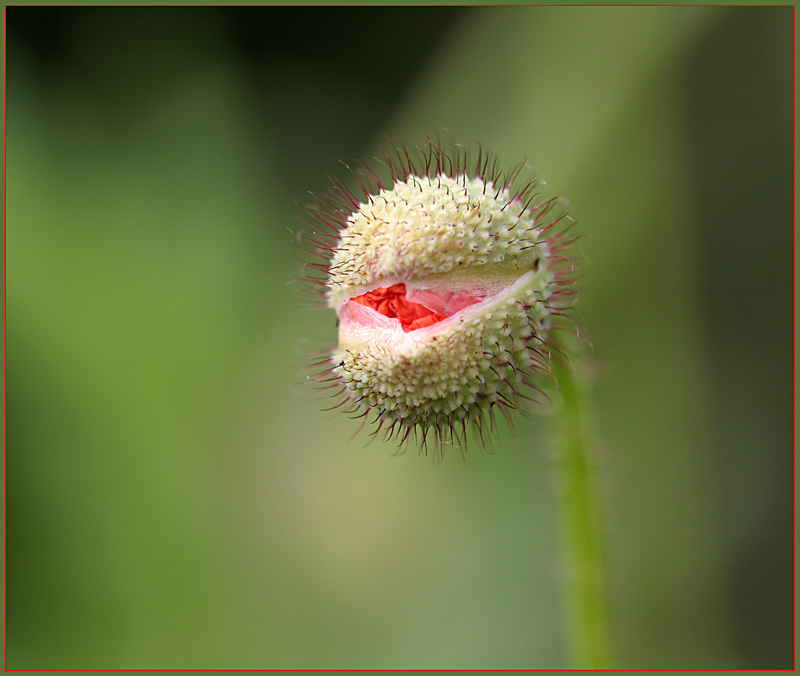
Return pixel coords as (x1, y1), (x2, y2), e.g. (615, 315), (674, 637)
(301, 139), (576, 457)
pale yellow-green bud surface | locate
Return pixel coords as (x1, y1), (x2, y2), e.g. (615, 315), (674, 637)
(325, 172), (567, 447)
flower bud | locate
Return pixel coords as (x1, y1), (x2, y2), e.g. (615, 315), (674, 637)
(302, 139), (576, 456)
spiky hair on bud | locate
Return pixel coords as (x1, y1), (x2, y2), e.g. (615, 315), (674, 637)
(296, 136), (578, 459)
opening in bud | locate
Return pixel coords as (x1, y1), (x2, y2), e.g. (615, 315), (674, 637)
(350, 284), (481, 332)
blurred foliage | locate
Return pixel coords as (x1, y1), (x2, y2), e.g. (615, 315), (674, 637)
(7, 6), (794, 669)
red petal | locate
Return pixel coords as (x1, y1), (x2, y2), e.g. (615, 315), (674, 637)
(351, 284), (451, 332)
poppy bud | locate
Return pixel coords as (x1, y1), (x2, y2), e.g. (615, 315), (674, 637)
(302, 139), (576, 456)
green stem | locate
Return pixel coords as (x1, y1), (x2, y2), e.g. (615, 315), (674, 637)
(552, 359), (613, 669)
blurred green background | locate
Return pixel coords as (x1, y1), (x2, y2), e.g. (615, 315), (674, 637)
(7, 6), (794, 669)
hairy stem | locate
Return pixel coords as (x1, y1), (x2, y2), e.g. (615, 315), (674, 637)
(552, 359), (613, 668)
